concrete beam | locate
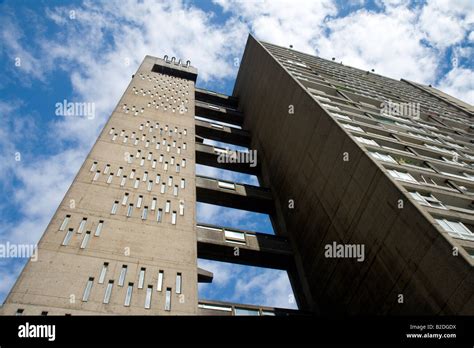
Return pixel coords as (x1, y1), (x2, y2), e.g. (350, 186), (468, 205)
(195, 101), (244, 126)
(195, 88), (238, 109)
(197, 299), (303, 316)
(197, 267), (214, 283)
(195, 143), (259, 175)
(196, 175), (274, 214)
(197, 223), (293, 270)
(195, 119), (250, 147)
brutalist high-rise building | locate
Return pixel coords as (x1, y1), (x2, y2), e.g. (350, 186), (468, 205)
(2, 35), (473, 316)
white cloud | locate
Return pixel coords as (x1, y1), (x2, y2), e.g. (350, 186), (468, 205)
(198, 259), (297, 309)
(215, 0), (337, 53)
(317, 7), (439, 83)
(436, 67), (474, 104)
(234, 268), (297, 309)
(0, 19), (45, 81)
(419, 0), (474, 49)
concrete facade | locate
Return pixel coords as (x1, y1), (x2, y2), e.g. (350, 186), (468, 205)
(1, 56), (199, 315)
(233, 36), (474, 315)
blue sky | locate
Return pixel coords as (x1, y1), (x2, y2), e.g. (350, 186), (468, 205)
(0, 0), (472, 309)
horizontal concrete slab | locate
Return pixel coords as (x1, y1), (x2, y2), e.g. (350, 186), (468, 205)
(195, 101), (244, 126)
(195, 143), (259, 175)
(196, 175), (274, 214)
(197, 223), (293, 269)
(195, 119), (250, 147)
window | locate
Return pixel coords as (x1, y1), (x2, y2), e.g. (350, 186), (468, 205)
(130, 169), (136, 179)
(142, 171), (148, 182)
(82, 277), (94, 302)
(98, 262), (109, 284)
(93, 171), (100, 181)
(103, 164), (110, 174)
(106, 175), (117, 188)
(441, 171), (474, 181)
(62, 228), (74, 246)
(180, 178), (185, 189)
(90, 162), (97, 172)
(95, 221), (104, 236)
(164, 162), (168, 171)
(120, 176), (127, 187)
(218, 181), (235, 190)
(409, 192), (446, 209)
(142, 206), (148, 220)
(395, 122), (423, 132)
(157, 209), (163, 222)
(179, 201), (184, 216)
(225, 230), (246, 244)
(388, 169), (417, 183)
(16, 309), (24, 316)
(138, 268), (146, 289)
(111, 201), (119, 215)
(41, 311), (48, 316)
(343, 124), (364, 132)
(425, 144), (457, 155)
(442, 156), (466, 167)
(134, 178), (140, 189)
(171, 211), (177, 225)
(137, 196), (143, 208)
(157, 271), (164, 292)
(127, 204), (134, 217)
(165, 288), (172, 311)
(124, 283), (133, 306)
(156, 174), (161, 184)
(152, 160), (157, 169)
(103, 280), (114, 304)
(464, 173), (474, 181)
(151, 198), (157, 211)
(286, 59), (308, 68)
(78, 218), (87, 234)
(445, 141), (466, 149)
(122, 193), (129, 205)
(355, 136), (379, 147)
(181, 159), (186, 168)
(176, 164), (180, 173)
(118, 265), (127, 286)
(314, 95), (331, 102)
(168, 176), (173, 186)
(173, 185), (178, 196)
(59, 215), (71, 231)
(80, 231), (91, 249)
(331, 112), (351, 121)
(117, 167), (123, 177)
(165, 200), (171, 213)
(176, 273), (182, 294)
(147, 180), (153, 191)
(369, 151), (396, 163)
(140, 158), (145, 166)
(145, 285), (153, 309)
(408, 132), (440, 143)
(234, 307), (259, 316)
(435, 219), (474, 241)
